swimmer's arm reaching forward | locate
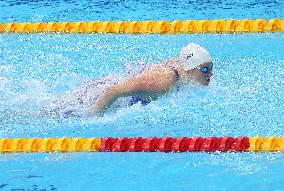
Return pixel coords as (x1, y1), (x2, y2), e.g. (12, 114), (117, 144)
(92, 68), (178, 115)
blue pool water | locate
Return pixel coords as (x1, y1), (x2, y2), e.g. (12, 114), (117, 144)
(0, 0), (284, 190)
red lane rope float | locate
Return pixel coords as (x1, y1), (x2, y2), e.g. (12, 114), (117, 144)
(99, 136), (250, 152)
(1, 136), (284, 153)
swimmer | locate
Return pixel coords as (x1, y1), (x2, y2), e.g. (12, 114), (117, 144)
(43, 43), (213, 117)
(92, 43), (213, 115)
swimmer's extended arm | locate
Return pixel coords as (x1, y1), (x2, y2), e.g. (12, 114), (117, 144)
(92, 68), (176, 115)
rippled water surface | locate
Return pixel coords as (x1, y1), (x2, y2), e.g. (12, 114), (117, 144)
(0, 0), (284, 191)
(0, 0), (284, 22)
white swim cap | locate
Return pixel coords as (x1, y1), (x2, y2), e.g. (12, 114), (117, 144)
(179, 43), (212, 71)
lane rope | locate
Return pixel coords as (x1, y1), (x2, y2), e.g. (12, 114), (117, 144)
(0, 19), (283, 34)
(0, 136), (283, 153)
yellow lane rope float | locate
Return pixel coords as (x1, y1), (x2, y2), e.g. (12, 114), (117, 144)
(0, 136), (283, 153)
(0, 19), (283, 34)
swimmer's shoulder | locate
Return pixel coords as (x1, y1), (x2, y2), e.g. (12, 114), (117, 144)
(159, 57), (182, 66)
(127, 58), (181, 83)
(145, 58), (181, 74)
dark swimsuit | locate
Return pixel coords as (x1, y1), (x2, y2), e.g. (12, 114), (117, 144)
(128, 67), (180, 106)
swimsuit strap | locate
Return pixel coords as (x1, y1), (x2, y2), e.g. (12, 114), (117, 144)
(171, 67), (180, 82)
(171, 67), (180, 91)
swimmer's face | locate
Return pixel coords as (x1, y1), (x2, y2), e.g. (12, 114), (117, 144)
(188, 62), (213, 86)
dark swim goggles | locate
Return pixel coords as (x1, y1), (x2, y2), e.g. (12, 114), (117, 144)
(196, 64), (213, 74)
